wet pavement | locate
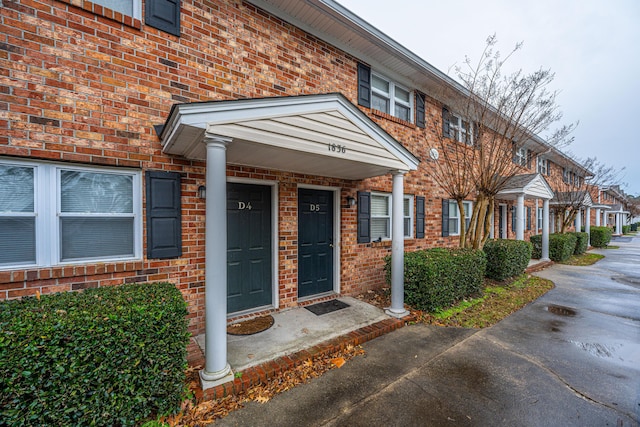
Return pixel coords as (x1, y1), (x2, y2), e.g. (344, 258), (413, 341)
(215, 235), (640, 426)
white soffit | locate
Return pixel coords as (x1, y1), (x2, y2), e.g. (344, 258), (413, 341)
(160, 94), (419, 180)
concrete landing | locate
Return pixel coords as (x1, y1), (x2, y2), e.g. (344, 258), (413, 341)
(195, 296), (389, 372)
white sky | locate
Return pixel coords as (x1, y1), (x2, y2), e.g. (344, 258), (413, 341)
(338, 0), (640, 196)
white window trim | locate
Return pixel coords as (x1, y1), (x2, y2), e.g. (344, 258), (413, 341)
(0, 158), (142, 270)
(515, 147), (528, 166)
(371, 72), (413, 122)
(92, 0), (142, 20)
(448, 200), (472, 236)
(371, 192), (414, 241)
(449, 113), (474, 145)
(537, 156), (548, 175)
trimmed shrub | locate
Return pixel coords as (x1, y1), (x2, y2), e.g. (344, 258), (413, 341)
(0, 282), (189, 427)
(590, 226), (612, 248)
(483, 239), (533, 281)
(549, 233), (577, 261)
(530, 234), (542, 259)
(570, 232), (589, 254)
(622, 225), (631, 234)
(385, 248), (486, 312)
(631, 223), (638, 232)
(530, 233), (577, 261)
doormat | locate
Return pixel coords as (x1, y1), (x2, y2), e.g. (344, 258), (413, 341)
(305, 299), (350, 316)
(227, 315), (274, 336)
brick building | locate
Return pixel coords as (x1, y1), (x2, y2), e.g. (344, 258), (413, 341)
(1, 0), (591, 385)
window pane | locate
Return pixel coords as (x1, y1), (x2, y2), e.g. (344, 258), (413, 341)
(61, 170), (133, 213)
(463, 202), (472, 218)
(372, 94), (390, 114)
(371, 195), (389, 216)
(371, 218), (389, 240)
(448, 218), (458, 235)
(394, 104), (410, 121)
(395, 86), (410, 103)
(403, 198), (410, 216)
(448, 201), (459, 219)
(0, 218), (36, 266)
(0, 165), (34, 213)
(61, 217), (134, 261)
(92, 0), (133, 16)
(372, 75), (389, 93)
(404, 217), (410, 237)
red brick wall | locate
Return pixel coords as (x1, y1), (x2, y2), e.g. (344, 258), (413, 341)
(0, 0), (551, 333)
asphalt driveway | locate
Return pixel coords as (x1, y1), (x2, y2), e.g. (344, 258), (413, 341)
(215, 235), (640, 426)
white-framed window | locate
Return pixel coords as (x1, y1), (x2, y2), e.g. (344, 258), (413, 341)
(92, 0), (142, 20)
(514, 147), (528, 167)
(537, 207), (543, 231)
(371, 73), (413, 122)
(371, 193), (413, 241)
(0, 159), (142, 269)
(537, 157), (549, 175)
(449, 114), (474, 144)
(448, 200), (472, 236)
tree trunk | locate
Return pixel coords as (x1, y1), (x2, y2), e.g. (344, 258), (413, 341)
(457, 199), (467, 248)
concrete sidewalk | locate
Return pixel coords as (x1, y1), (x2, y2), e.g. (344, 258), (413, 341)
(214, 235), (640, 426)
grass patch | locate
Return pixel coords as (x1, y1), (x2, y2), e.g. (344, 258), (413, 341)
(558, 253), (604, 266)
(420, 275), (554, 328)
(601, 245), (619, 249)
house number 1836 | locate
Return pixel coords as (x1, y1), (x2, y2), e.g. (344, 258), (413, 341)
(328, 143), (347, 153)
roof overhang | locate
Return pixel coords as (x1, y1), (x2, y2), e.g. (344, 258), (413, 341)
(496, 173), (554, 200)
(550, 191), (594, 207)
(158, 93), (419, 180)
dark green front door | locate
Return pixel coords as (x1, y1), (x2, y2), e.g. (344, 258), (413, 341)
(227, 183), (272, 313)
(298, 189), (334, 298)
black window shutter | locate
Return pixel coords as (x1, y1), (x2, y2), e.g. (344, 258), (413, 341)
(357, 191), (371, 243)
(442, 107), (451, 138)
(416, 92), (426, 128)
(146, 0), (181, 37)
(527, 150), (532, 168)
(357, 63), (371, 108)
(527, 207), (532, 230)
(416, 196), (425, 238)
(442, 199), (450, 237)
(146, 170), (182, 259)
(511, 206), (516, 232)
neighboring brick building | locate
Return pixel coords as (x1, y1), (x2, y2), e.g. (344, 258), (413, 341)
(0, 0), (592, 385)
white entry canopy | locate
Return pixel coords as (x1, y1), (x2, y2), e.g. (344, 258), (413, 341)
(497, 173), (554, 200)
(158, 93), (419, 180)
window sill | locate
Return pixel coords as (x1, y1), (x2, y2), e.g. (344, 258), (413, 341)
(57, 0), (142, 30)
(0, 260), (145, 285)
(370, 109), (415, 128)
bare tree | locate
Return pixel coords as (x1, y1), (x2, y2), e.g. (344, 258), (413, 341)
(426, 35), (573, 248)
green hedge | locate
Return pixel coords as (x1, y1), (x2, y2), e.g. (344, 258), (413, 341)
(385, 248), (486, 312)
(590, 226), (612, 248)
(0, 283), (189, 426)
(530, 233), (577, 261)
(631, 223), (638, 232)
(569, 232), (589, 254)
(483, 239), (533, 281)
(622, 225), (631, 234)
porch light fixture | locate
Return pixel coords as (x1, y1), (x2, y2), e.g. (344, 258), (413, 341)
(198, 185), (206, 199)
(346, 196), (356, 207)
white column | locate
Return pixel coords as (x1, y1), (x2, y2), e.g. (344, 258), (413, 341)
(386, 171), (408, 318)
(489, 208), (495, 239)
(595, 208), (601, 226)
(535, 199), (540, 233)
(575, 208), (582, 232)
(585, 207), (591, 246)
(200, 135), (233, 388)
(603, 212), (608, 227)
(542, 199), (550, 261)
(616, 213), (622, 235)
(516, 194), (525, 241)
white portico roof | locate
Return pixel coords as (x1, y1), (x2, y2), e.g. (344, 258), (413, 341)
(158, 93), (419, 180)
(496, 173), (555, 200)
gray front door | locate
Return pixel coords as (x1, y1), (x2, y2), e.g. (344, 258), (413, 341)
(298, 188), (334, 298)
(227, 183), (272, 313)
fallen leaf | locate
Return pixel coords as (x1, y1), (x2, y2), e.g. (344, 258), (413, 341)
(332, 357), (345, 368)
